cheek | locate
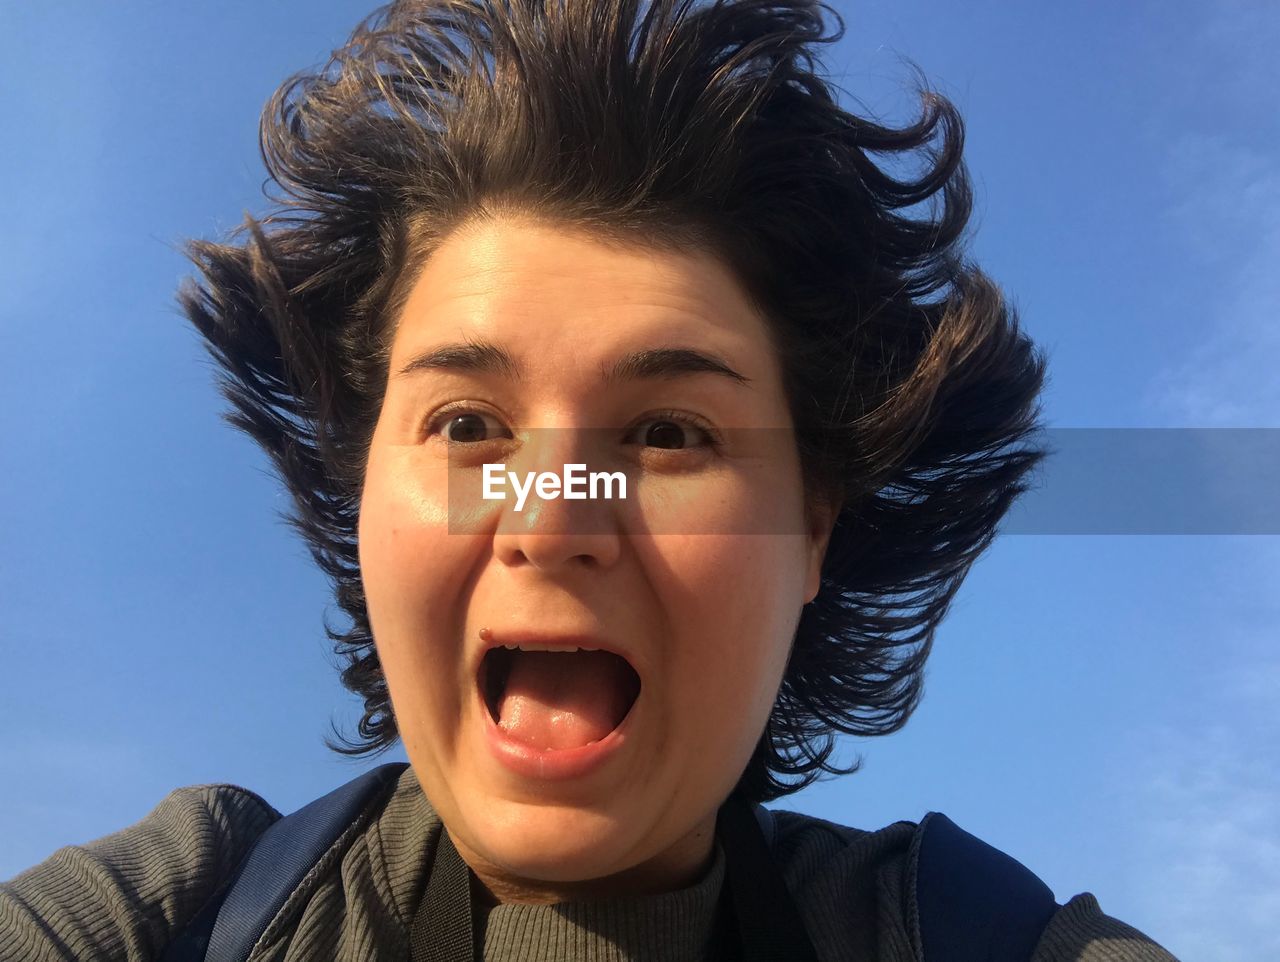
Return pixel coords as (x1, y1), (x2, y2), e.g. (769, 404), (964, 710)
(358, 450), (473, 669)
(362, 449), (446, 585)
(659, 534), (807, 712)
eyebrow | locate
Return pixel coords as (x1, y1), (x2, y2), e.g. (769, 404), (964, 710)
(394, 341), (751, 387)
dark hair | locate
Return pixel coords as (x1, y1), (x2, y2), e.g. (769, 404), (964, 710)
(179, 0), (1049, 803)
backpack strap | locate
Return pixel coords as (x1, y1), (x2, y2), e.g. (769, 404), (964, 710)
(913, 812), (1060, 962)
(160, 762), (409, 962)
(752, 803), (778, 851)
(717, 797), (819, 962)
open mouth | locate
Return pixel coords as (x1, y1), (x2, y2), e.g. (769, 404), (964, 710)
(480, 647), (642, 750)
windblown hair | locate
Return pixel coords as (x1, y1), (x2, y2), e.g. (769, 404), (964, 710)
(179, 0), (1049, 803)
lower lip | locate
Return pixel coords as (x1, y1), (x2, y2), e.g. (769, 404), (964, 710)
(477, 684), (638, 781)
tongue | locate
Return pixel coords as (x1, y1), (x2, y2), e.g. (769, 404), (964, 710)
(497, 650), (636, 751)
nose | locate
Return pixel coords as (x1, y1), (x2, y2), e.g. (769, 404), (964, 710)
(492, 496), (622, 571)
(490, 430), (623, 572)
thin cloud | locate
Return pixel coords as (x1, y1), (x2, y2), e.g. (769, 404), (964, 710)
(1111, 534), (1280, 960)
(1122, 672), (1280, 961)
(1140, 0), (1280, 428)
(1142, 133), (1280, 427)
(1131, 7), (1280, 951)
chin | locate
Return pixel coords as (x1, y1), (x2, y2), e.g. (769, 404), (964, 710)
(475, 805), (641, 881)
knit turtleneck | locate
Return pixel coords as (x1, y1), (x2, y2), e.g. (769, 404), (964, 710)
(474, 839), (726, 961)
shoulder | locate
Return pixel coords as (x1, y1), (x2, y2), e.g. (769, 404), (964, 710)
(1033, 893), (1181, 962)
(1, 782), (281, 962)
(766, 806), (919, 889)
(761, 807), (1181, 962)
(222, 763), (426, 961)
(762, 806), (920, 961)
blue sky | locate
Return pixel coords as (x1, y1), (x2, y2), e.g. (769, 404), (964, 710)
(2, 2), (1277, 959)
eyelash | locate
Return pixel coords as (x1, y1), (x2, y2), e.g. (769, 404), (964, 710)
(639, 409), (722, 447)
(423, 404), (723, 449)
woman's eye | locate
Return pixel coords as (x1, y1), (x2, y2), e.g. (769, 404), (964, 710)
(627, 416), (714, 450)
(428, 410), (512, 443)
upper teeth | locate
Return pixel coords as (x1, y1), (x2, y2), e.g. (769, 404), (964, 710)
(501, 643), (601, 652)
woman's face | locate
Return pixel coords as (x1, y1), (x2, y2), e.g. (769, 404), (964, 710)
(358, 215), (834, 903)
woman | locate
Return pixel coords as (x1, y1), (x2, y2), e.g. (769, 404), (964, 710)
(0, 1), (1180, 959)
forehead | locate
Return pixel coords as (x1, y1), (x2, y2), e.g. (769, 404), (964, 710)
(391, 216), (774, 357)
